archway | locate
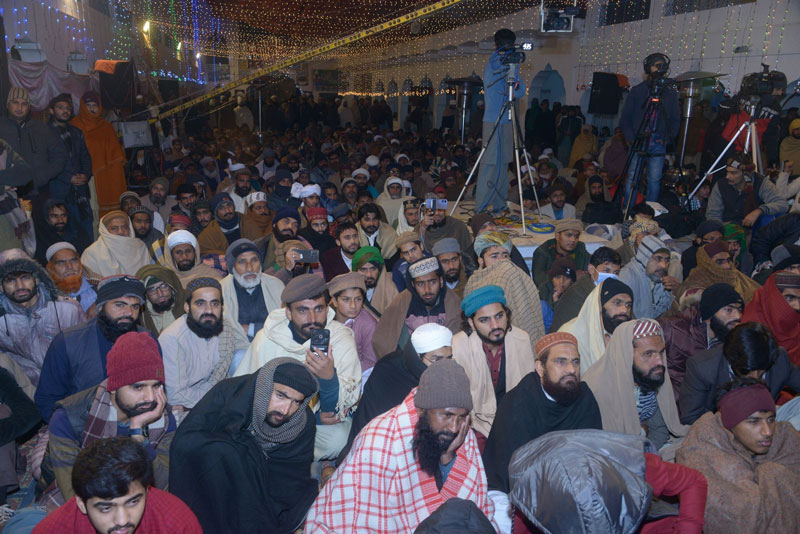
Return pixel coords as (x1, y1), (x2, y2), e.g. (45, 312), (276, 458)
(529, 64), (566, 106)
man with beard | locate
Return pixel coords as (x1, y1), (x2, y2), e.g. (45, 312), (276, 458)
(482, 332), (602, 534)
(453, 285), (535, 440)
(226, 165), (253, 214)
(307, 359), (496, 532)
(585, 319), (688, 454)
(164, 230), (222, 288)
(39, 332), (176, 506)
(420, 200), (472, 261)
(46, 242), (97, 316)
(256, 207), (303, 271)
(170, 358), (319, 533)
(172, 184), (198, 218)
(619, 235), (675, 319)
(392, 231), (427, 293)
(356, 203), (397, 262)
(35, 275), (154, 421)
(559, 278), (634, 373)
(160, 277), (249, 413)
(136, 264), (186, 335)
(121, 191), (165, 233)
(320, 221), (360, 282)
(340, 178), (359, 212)
(267, 169), (298, 213)
(373, 257), (462, 359)
(220, 239), (284, 341)
(81, 211), (152, 278)
(300, 207), (336, 255)
(352, 246), (398, 316)
(660, 283), (743, 402)
(127, 205), (163, 250)
(197, 193), (241, 256)
(200, 155), (222, 190)
(235, 274), (361, 461)
(539, 183), (576, 221)
(433, 238), (467, 299)
(0, 257), (85, 386)
(190, 199), (213, 236)
(141, 177), (177, 224)
(743, 271), (800, 365)
(580, 175), (622, 224)
(33, 199), (92, 265)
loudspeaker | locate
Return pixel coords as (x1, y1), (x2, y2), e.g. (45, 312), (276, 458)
(588, 72), (621, 115)
(99, 61), (136, 109)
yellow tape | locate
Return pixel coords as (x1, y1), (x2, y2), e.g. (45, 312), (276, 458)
(151, 0), (463, 123)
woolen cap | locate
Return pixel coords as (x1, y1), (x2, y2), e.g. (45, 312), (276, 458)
(273, 362), (317, 397)
(127, 205), (153, 222)
(106, 332), (164, 392)
(695, 220), (724, 239)
(45, 242), (77, 263)
(461, 285), (506, 317)
(470, 213), (495, 235)
(547, 257), (577, 281)
(394, 231), (421, 249)
(225, 238), (261, 271)
(554, 218), (583, 234)
(699, 283), (743, 321)
(327, 272), (366, 296)
(274, 207), (301, 225)
(414, 359), (473, 411)
(600, 278), (633, 306)
(282, 273), (327, 304)
(534, 332), (578, 358)
(95, 275), (145, 307)
(432, 237), (460, 256)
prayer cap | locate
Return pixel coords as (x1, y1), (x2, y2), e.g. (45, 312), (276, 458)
(245, 191), (267, 207)
(411, 323), (453, 355)
(185, 277), (221, 297)
(631, 319), (663, 340)
(407, 257), (440, 279)
(45, 242), (77, 263)
(535, 332), (578, 358)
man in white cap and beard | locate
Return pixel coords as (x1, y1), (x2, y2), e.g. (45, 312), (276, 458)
(163, 229), (222, 288)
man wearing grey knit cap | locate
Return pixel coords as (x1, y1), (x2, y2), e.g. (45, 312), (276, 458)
(432, 237), (468, 299)
(307, 359), (497, 532)
(619, 235), (675, 319)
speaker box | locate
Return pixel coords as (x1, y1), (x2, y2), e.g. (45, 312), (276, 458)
(99, 61), (136, 109)
(588, 72), (621, 115)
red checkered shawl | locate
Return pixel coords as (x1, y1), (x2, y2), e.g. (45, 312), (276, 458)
(305, 388), (495, 533)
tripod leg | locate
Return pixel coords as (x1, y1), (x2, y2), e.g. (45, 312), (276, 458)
(687, 121), (749, 200)
(510, 103), (542, 218)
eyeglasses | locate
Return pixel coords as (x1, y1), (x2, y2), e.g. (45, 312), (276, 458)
(146, 283), (173, 296)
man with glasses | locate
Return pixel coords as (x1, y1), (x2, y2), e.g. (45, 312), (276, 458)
(136, 265), (186, 335)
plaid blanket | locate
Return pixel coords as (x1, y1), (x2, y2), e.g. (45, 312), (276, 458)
(305, 388), (495, 533)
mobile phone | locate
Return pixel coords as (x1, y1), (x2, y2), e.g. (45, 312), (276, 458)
(310, 329), (330, 357)
(424, 197), (448, 210)
(297, 249), (320, 263)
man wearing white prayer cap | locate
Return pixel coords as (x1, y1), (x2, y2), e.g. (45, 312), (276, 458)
(163, 229), (222, 287)
(337, 322), (454, 463)
(225, 163), (253, 214)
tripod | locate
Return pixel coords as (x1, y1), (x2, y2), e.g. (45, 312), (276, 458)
(449, 62), (541, 235)
(619, 82), (671, 220)
(688, 96), (762, 201)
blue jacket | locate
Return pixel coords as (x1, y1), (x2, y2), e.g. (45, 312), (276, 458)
(34, 319), (156, 422)
(618, 80), (680, 145)
(482, 49), (527, 125)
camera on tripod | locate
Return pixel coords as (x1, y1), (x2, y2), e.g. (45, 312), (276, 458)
(499, 42), (533, 66)
(739, 63), (780, 97)
(644, 53), (675, 96)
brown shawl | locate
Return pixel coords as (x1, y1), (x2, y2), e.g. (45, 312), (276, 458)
(676, 412), (800, 534)
(675, 247), (760, 304)
(241, 205), (273, 242)
(368, 265), (399, 317)
(196, 220), (230, 257)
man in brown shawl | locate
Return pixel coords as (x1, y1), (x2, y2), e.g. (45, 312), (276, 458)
(240, 191), (273, 241)
(675, 240), (760, 305)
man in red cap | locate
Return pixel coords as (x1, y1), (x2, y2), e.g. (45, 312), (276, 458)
(38, 331), (176, 508)
(300, 207), (336, 255)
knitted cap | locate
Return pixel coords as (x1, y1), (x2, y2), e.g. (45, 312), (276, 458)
(554, 218), (583, 234)
(106, 332), (164, 391)
(534, 332), (578, 358)
(635, 235), (668, 266)
(407, 257), (440, 279)
(95, 275), (145, 307)
(282, 273), (327, 304)
(695, 220), (724, 239)
(414, 360), (473, 411)
(185, 277), (221, 297)
(225, 238), (261, 271)
(274, 207), (301, 225)
(432, 237), (460, 256)
(352, 246), (383, 270)
(45, 242), (77, 263)
(273, 362), (317, 397)
(699, 283), (743, 321)
(547, 257), (577, 281)
(7, 86), (30, 104)
(600, 278), (633, 306)
(461, 285), (506, 317)
(127, 205), (153, 221)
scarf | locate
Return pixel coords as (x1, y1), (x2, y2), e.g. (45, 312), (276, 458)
(741, 273), (800, 365)
(247, 357), (318, 458)
(559, 282), (608, 373)
(81, 211), (153, 277)
(677, 247), (761, 304)
(240, 205), (273, 241)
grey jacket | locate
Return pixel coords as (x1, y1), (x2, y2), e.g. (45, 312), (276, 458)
(706, 174), (787, 223)
(0, 116), (68, 190)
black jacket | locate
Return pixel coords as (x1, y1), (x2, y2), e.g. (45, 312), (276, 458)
(169, 373), (318, 534)
(0, 367), (39, 446)
(618, 80), (680, 144)
(47, 119), (92, 200)
(679, 344), (800, 425)
(0, 117), (67, 191)
(750, 212), (800, 264)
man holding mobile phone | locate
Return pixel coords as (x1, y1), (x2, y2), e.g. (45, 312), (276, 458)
(234, 274), (361, 461)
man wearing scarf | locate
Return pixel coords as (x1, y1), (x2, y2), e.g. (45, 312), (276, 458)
(170, 358), (319, 533)
(150, 212), (191, 265)
(677, 378), (800, 534)
(38, 332), (175, 510)
(307, 360), (496, 533)
(559, 278), (634, 373)
(240, 191), (273, 241)
(356, 203), (397, 261)
(619, 235), (674, 319)
(267, 169), (298, 212)
(163, 230), (222, 288)
(199, 156), (221, 191)
(226, 164), (253, 214)
(742, 271), (800, 365)
(197, 193), (241, 256)
(482, 333), (602, 534)
(32, 198), (92, 265)
(35, 275), (152, 422)
(674, 240), (761, 305)
(220, 239), (283, 341)
(135, 264), (186, 335)
(141, 177), (177, 226)
(376, 176), (411, 227)
(373, 257), (462, 359)
(352, 246), (398, 316)
(300, 207), (336, 255)
(579, 175), (622, 224)
(81, 211), (152, 278)
(453, 286), (535, 440)
(127, 204), (163, 251)
(69, 91), (126, 215)
(584, 319), (688, 455)
(45, 242), (97, 316)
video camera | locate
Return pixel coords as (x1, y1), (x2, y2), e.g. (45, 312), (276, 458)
(644, 53), (675, 96)
(740, 63), (786, 97)
(499, 42), (533, 66)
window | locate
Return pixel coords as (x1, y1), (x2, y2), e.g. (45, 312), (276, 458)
(600, 0), (651, 26)
(664, 0), (754, 16)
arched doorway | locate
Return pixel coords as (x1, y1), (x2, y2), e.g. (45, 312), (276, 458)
(530, 64), (566, 106)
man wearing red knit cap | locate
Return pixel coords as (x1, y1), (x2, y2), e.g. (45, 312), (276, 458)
(37, 331), (176, 510)
(678, 377), (800, 534)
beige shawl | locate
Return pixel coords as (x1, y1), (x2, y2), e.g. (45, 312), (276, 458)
(559, 281), (608, 374)
(162, 231), (223, 288)
(452, 327), (535, 437)
(583, 318), (687, 440)
(358, 221), (398, 260)
(369, 265), (399, 316)
(81, 211), (152, 277)
(220, 272), (284, 332)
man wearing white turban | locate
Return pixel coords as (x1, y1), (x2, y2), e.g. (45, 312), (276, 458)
(163, 229), (223, 287)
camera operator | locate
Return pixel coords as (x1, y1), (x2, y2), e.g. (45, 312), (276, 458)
(619, 53), (680, 204)
(475, 28), (527, 215)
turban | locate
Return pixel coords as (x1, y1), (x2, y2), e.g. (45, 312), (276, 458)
(166, 230), (198, 252)
(352, 247), (383, 271)
(299, 184), (321, 199)
(410, 323), (453, 355)
(474, 231), (511, 257)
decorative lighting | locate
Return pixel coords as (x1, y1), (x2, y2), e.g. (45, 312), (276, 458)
(142, 20), (150, 33)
